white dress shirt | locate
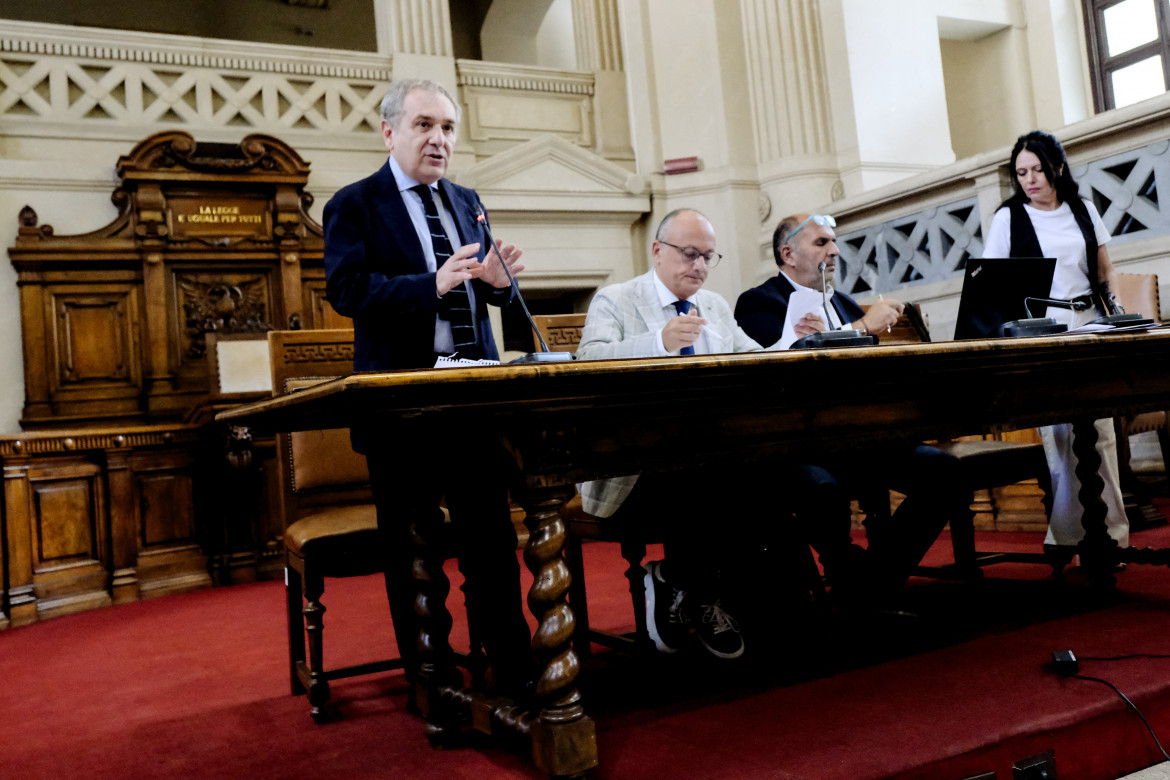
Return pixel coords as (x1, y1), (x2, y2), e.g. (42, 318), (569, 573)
(386, 156), (477, 355)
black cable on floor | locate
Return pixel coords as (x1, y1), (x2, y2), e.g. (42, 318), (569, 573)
(1071, 674), (1170, 762)
(1077, 654), (1170, 661)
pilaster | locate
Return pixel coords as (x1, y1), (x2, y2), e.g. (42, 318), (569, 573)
(377, 0), (453, 57)
(572, 0), (622, 71)
(372, 0), (463, 163)
(742, 0), (842, 262)
(742, 0), (832, 163)
(572, 0), (632, 163)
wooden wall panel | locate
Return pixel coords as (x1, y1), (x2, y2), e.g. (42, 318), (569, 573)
(55, 297), (133, 383)
(15, 458), (110, 619)
(34, 477), (99, 561)
(301, 274), (353, 331)
(10, 131), (325, 427)
(0, 427), (213, 626)
(2, 132), (344, 625)
(135, 453), (196, 547)
(41, 287), (143, 421)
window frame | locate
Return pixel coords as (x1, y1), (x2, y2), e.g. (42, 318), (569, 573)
(1082, 0), (1170, 111)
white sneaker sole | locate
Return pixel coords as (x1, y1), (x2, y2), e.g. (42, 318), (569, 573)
(697, 634), (745, 660)
(643, 564), (678, 654)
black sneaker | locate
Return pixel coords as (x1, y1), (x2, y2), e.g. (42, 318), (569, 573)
(693, 600), (745, 660)
(643, 560), (689, 654)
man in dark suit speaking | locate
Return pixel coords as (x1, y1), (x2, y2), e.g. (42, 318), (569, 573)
(323, 78), (533, 695)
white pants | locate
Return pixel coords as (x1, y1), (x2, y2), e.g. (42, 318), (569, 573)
(1039, 303), (1129, 547)
(1040, 418), (1129, 547)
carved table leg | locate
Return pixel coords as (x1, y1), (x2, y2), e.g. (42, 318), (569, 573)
(522, 484), (598, 778)
(1071, 419), (1120, 588)
(301, 570), (331, 723)
(411, 516), (463, 746)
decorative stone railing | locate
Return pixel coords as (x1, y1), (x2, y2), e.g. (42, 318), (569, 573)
(0, 22), (390, 138)
(0, 21), (604, 156)
(830, 92), (1170, 308)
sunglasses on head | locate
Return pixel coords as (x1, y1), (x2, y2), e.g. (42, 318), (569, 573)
(784, 214), (836, 246)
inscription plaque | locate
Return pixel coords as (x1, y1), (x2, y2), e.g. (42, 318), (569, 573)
(169, 199), (271, 239)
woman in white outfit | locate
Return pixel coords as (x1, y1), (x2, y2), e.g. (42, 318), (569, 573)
(982, 129), (1129, 566)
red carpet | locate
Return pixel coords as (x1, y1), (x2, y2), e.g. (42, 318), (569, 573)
(6, 518), (1170, 779)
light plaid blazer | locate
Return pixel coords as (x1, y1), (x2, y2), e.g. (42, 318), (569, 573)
(576, 270), (763, 517)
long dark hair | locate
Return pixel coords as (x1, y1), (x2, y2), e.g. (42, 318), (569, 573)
(1000, 130), (1083, 210)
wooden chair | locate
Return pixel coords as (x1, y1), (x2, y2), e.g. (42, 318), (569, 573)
(271, 329), (482, 722)
(872, 301), (931, 345)
(1112, 273), (1170, 527)
(271, 329), (396, 722)
(533, 313), (587, 354)
(860, 303), (1053, 576)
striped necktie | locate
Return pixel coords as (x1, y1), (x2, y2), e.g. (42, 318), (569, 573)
(411, 184), (479, 359)
(673, 299), (695, 355)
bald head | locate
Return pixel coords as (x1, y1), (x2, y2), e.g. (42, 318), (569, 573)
(652, 208), (717, 300)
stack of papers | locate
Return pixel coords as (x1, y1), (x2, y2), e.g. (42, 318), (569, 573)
(1065, 321), (1164, 335)
(434, 356), (500, 368)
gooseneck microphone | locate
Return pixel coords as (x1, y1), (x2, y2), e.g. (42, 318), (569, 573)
(473, 205), (574, 363)
(790, 260), (875, 350)
(1005, 294), (1149, 338)
(818, 261), (830, 320)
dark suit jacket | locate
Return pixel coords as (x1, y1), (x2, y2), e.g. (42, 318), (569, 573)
(323, 162), (512, 372)
(734, 273), (866, 347)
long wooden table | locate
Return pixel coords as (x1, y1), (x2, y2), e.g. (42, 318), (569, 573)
(218, 330), (1170, 778)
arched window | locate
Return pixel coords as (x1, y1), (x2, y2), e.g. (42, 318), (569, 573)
(1082, 0), (1170, 111)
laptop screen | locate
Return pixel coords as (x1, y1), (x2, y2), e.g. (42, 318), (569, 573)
(952, 257), (1057, 340)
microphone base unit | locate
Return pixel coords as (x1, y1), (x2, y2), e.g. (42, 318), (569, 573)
(509, 352), (577, 364)
(791, 329), (877, 350)
(1001, 317), (1068, 338)
(1091, 312), (1153, 327)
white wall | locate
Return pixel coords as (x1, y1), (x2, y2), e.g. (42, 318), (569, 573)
(536, 0), (577, 69)
(941, 27), (1036, 159)
(481, 0), (578, 68)
(825, 0), (959, 193)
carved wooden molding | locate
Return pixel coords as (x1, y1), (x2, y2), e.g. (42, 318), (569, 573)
(180, 274), (274, 360)
(544, 325), (584, 351)
(117, 131), (312, 179)
(8, 130), (329, 427)
(0, 426), (203, 457)
(281, 342), (354, 364)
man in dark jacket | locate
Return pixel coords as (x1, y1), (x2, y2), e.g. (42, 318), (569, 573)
(736, 213), (903, 347)
(735, 214), (970, 603)
(323, 78), (533, 694)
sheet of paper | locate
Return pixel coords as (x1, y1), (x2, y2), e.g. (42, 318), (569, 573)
(434, 356), (501, 368)
(777, 289), (830, 350)
(1064, 321), (1165, 335)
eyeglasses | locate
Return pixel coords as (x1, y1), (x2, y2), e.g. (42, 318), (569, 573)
(784, 214), (836, 246)
(658, 240), (723, 269)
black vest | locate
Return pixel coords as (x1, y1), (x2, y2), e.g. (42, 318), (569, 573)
(1005, 199), (1104, 314)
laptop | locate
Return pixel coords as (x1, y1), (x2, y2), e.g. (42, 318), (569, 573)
(953, 257), (1057, 340)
